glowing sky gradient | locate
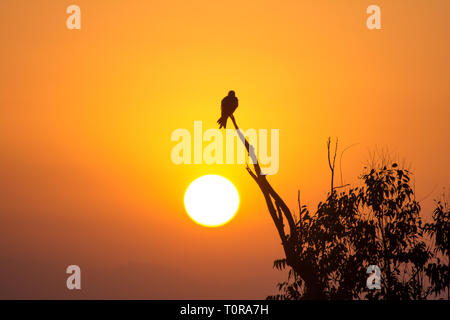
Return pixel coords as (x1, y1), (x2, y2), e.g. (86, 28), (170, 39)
(1, 0), (449, 298)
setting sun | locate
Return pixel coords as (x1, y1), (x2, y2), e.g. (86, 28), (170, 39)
(184, 175), (239, 227)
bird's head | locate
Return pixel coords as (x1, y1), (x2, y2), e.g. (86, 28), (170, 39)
(228, 90), (236, 97)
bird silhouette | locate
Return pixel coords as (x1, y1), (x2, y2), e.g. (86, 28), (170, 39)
(217, 90), (238, 129)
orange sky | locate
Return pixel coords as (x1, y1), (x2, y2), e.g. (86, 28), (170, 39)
(1, 0), (449, 298)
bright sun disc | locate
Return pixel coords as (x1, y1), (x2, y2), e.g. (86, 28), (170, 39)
(184, 175), (239, 227)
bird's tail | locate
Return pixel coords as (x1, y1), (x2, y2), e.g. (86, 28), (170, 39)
(217, 116), (227, 129)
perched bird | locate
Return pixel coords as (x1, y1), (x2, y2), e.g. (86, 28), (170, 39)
(217, 90), (238, 129)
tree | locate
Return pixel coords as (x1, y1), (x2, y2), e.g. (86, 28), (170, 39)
(270, 162), (439, 300)
(230, 116), (325, 299)
(229, 116), (448, 299)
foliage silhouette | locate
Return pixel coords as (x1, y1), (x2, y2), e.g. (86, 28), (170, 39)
(268, 163), (447, 300)
(424, 198), (450, 299)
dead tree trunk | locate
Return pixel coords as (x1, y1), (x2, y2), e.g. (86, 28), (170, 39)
(230, 115), (325, 299)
